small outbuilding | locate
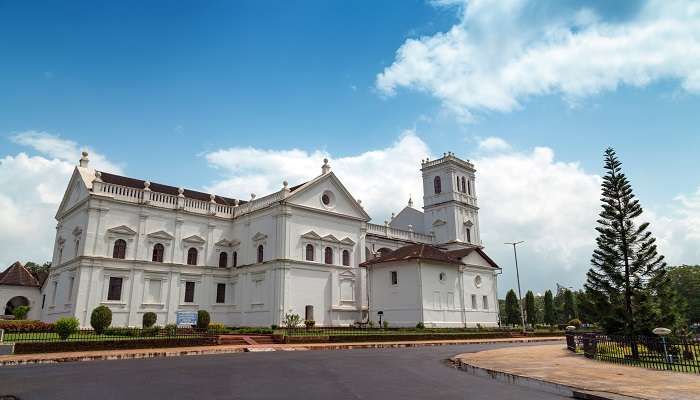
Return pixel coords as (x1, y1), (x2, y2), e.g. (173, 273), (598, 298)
(0, 262), (46, 320)
(361, 244), (500, 328)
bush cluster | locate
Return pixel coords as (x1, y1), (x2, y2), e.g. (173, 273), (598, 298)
(304, 320), (315, 328)
(12, 305), (31, 320)
(197, 310), (210, 330)
(54, 317), (79, 340)
(0, 320), (54, 332)
(90, 306), (112, 334)
(142, 312), (157, 328)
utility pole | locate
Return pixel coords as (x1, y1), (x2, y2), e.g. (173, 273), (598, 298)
(505, 241), (526, 334)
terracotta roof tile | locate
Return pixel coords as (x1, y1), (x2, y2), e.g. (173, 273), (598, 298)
(360, 244), (463, 267)
(0, 262), (41, 287)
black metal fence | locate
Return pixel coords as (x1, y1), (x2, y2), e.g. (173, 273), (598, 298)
(2, 327), (218, 343)
(566, 332), (700, 373)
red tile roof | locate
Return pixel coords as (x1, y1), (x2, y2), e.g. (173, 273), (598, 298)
(0, 262), (41, 287)
(360, 244), (463, 267)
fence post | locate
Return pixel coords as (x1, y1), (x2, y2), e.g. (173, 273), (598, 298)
(582, 333), (597, 359)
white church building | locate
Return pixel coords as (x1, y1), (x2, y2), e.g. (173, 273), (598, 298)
(36, 151), (501, 328)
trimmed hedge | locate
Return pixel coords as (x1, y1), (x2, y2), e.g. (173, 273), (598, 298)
(142, 312), (157, 328)
(90, 306), (112, 335)
(327, 332), (513, 343)
(13, 337), (217, 354)
(0, 320), (54, 332)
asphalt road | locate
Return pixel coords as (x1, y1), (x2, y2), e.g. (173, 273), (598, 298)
(0, 343), (567, 399)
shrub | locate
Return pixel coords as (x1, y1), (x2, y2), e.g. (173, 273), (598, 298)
(140, 327), (160, 337)
(415, 322), (425, 329)
(283, 313), (302, 328)
(142, 312), (157, 328)
(12, 305), (30, 320)
(90, 306), (112, 334)
(54, 317), (79, 340)
(567, 318), (582, 329)
(197, 310), (210, 330)
(271, 324), (278, 330)
(0, 320), (54, 332)
(304, 320), (315, 328)
(368, 320), (375, 328)
(164, 323), (178, 336)
(208, 323), (225, 332)
(103, 327), (139, 337)
(382, 320), (389, 329)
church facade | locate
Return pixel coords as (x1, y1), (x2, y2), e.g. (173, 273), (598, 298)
(38, 151), (500, 328)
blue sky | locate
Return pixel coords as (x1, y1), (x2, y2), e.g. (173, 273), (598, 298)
(1, 0), (699, 295)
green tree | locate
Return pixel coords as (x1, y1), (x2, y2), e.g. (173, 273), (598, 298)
(23, 261), (51, 275)
(543, 290), (556, 326)
(524, 290), (537, 326)
(562, 289), (577, 322)
(504, 289), (521, 326)
(667, 265), (700, 325)
(585, 148), (681, 338)
(574, 289), (597, 325)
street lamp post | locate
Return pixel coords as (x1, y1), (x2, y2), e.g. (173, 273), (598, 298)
(505, 241), (527, 334)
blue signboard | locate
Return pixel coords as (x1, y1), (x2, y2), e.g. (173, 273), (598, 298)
(176, 311), (197, 326)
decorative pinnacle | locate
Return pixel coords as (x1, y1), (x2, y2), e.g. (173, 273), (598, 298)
(144, 181), (151, 190)
(251, 193), (256, 200)
(283, 180), (289, 189)
(79, 151), (89, 167)
(408, 195), (413, 208)
(234, 199), (240, 207)
(177, 187), (185, 197)
(210, 194), (216, 203)
(93, 171), (102, 182)
(321, 158), (331, 174)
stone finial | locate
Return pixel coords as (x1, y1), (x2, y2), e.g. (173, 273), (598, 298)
(93, 171), (103, 182)
(391, 212), (395, 220)
(79, 151), (89, 167)
(357, 199), (363, 208)
(234, 199), (240, 207)
(408, 195), (413, 208)
(177, 187), (185, 197)
(384, 220), (389, 226)
(251, 193), (256, 200)
(283, 180), (289, 190)
(210, 194), (216, 203)
(321, 158), (330, 175)
(144, 181), (151, 191)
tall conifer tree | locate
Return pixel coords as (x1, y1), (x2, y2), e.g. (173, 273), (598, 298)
(525, 290), (537, 326)
(543, 290), (556, 326)
(504, 289), (521, 326)
(585, 148), (673, 337)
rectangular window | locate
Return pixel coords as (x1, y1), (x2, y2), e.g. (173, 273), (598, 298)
(184, 281), (195, 303)
(390, 271), (398, 286)
(482, 295), (488, 310)
(471, 294), (477, 309)
(51, 281), (58, 305)
(41, 294), (46, 309)
(107, 277), (123, 301)
(447, 292), (455, 309)
(216, 283), (226, 304)
(67, 277), (75, 303)
(146, 279), (162, 303)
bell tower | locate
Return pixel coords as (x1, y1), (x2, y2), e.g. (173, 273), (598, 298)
(421, 152), (480, 249)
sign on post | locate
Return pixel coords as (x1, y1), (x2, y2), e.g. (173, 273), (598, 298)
(176, 311), (197, 327)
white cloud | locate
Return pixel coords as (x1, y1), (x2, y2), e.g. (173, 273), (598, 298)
(477, 137), (511, 152)
(0, 132), (120, 267)
(204, 132), (430, 221)
(377, 0), (700, 119)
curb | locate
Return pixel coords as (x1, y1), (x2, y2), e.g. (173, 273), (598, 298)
(449, 357), (644, 400)
(0, 337), (563, 366)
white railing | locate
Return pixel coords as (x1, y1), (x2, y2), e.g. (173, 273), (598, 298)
(94, 181), (237, 218)
(235, 190), (286, 216)
(367, 223), (434, 244)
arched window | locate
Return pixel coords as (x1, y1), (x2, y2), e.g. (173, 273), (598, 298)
(232, 251), (237, 267)
(305, 244), (315, 261)
(219, 252), (228, 268)
(113, 239), (127, 259)
(152, 243), (164, 262)
(467, 180), (472, 195)
(324, 247), (333, 264)
(433, 176), (441, 194)
(187, 248), (198, 265)
(461, 177), (466, 193)
(257, 245), (264, 263)
(342, 250), (350, 266)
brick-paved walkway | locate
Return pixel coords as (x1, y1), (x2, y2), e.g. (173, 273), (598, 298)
(455, 344), (700, 400)
(0, 336), (563, 365)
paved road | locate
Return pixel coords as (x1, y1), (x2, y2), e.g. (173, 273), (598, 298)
(0, 343), (566, 399)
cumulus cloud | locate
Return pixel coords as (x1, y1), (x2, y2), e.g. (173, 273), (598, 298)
(477, 137), (511, 152)
(0, 132), (120, 267)
(204, 132), (430, 221)
(377, 0), (700, 119)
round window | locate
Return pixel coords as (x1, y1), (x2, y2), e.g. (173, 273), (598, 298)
(474, 275), (482, 288)
(320, 191), (335, 208)
(322, 194), (330, 205)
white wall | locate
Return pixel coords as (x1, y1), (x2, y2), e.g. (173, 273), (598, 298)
(1, 285), (42, 320)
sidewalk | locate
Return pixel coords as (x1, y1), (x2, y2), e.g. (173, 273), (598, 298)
(0, 336), (563, 366)
(452, 344), (700, 400)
